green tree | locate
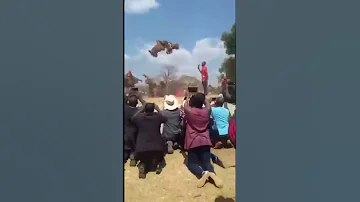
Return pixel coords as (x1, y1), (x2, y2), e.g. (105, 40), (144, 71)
(219, 23), (236, 82)
(219, 56), (236, 82)
(221, 23), (236, 55)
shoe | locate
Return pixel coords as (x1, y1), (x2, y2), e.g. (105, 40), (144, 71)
(197, 171), (209, 188)
(138, 164), (146, 179)
(208, 172), (223, 188)
(214, 142), (223, 149)
(212, 156), (226, 168)
(155, 164), (162, 174)
(167, 143), (174, 154)
(130, 159), (137, 167)
(173, 142), (179, 150)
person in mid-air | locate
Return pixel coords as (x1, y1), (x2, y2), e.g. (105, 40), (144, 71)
(148, 40), (180, 58)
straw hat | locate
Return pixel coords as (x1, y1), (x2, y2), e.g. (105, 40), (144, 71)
(163, 95), (179, 110)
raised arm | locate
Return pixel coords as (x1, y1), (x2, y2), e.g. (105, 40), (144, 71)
(197, 65), (202, 73)
(154, 104), (168, 123)
(131, 107), (144, 123)
(136, 92), (146, 106)
(204, 97), (212, 115)
(183, 90), (192, 114)
(154, 103), (162, 113)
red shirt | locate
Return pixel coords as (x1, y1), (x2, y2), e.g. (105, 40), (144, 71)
(201, 66), (208, 81)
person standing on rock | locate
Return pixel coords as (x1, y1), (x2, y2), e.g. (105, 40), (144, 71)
(197, 61), (209, 95)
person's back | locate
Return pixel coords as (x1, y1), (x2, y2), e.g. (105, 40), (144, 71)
(211, 106), (230, 136)
(184, 96), (212, 150)
(183, 92), (223, 188)
(124, 105), (139, 134)
(133, 112), (166, 153)
(162, 109), (181, 137)
(124, 95), (144, 133)
(132, 103), (168, 178)
(161, 99), (182, 153)
(124, 94), (144, 165)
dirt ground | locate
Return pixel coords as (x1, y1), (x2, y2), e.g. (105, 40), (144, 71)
(124, 97), (236, 202)
(124, 149), (236, 202)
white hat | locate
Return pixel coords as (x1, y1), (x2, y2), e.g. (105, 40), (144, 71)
(163, 95), (179, 110)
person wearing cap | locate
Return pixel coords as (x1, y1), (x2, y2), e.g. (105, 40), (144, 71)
(197, 61), (209, 95)
(161, 95), (182, 154)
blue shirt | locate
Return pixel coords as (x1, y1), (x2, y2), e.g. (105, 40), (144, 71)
(211, 107), (230, 136)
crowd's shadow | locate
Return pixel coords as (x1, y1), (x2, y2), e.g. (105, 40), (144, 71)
(214, 196), (235, 202)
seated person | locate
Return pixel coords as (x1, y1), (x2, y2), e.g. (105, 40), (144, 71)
(124, 93), (146, 166)
(161, 95), (182, 154)
(183, 92), (223, 188)
(211, 95), (231, 149)
(132, 103), (167, 179)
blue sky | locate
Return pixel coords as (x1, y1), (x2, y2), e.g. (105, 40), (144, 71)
(124, 0), (235, 85)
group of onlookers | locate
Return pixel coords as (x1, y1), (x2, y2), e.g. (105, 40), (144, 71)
(124, 89), (236, 188)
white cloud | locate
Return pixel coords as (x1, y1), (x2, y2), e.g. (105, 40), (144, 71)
(124, 54), (130, 60)
(125, 38), (230, 86)
(125, 0), (160, 14)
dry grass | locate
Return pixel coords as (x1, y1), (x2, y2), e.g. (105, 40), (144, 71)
(124, 97), (236, 202)
(124, 149), (236, 202)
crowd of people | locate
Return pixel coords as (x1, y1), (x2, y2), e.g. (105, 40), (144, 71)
(124, 88), (236, 188)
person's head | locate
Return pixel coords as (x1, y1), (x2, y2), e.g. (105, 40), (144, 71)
(129, 88), (138, 95)
(172, 43), (180, 50)
(190, 93), (205, 108)
(164, 95), (179, 111)
(144, 103), (155, 113)
(127, 95), (138, 107)
(215, 96), (225, 107)
(201, 61), (206, 66)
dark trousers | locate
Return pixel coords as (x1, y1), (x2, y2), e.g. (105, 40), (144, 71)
(124, 134), (136, 162)
(202, 81), (208, 95)
(174, 133), (185, 149)
(217, 135), (229, 145)
(136, 151), (164, 172)
(187, 146), (215, 178)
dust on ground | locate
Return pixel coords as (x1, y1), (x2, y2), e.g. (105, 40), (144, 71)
(124, 149), (236, 202)
(124, 97), (236, 202)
